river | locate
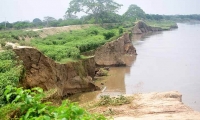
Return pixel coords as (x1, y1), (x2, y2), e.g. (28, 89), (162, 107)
(70, 23), (200, 111)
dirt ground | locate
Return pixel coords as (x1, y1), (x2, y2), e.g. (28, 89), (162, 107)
(82, 91), (200, 120)
(27, 24), (93, 38)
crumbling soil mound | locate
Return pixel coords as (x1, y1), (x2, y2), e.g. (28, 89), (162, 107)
(13, 48), (99, 98)
(94, 33), (137, 66)
(132, 21), (162, 34)
(132, 21), (178, 34)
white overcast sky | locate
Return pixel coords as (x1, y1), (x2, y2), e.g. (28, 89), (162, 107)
(0, 0), (200, 23)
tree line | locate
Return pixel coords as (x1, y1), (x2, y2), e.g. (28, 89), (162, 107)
(1, 0), (200, 30)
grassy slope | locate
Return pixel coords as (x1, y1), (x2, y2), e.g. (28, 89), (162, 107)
(31, 26), (122, 63)
(0, 30), (39, 47)
(145, 20), (177, 30)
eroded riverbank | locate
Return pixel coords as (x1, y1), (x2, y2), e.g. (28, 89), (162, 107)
(69, 24), (200, 114)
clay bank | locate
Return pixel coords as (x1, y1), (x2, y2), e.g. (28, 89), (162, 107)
(13, 28), (137, 98)
(14, 48), (99, 98)
(11, 22), (200, 119)
(132, 21), (178, 34)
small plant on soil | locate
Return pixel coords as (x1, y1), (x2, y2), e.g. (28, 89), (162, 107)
(97, 95), (131, 106)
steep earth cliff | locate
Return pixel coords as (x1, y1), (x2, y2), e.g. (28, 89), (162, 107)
(133, 21), (178, 34)
(14, 48), (99, 98)
(94, 33), (137, 66)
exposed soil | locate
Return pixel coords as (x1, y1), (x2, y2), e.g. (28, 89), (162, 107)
(7, 24), (199, 119)
(13, 47), (99, 98)
(95, 33), (137, 66)
(27, 24), (93, 38)
(132, 21), (178, 34)
(83, 91), (200, 120)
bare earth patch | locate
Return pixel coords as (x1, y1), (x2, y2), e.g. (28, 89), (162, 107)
(83, 91), (200, 120)
(27, 24), (93, 38)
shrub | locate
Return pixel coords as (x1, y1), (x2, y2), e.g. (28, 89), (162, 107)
(97, 95), (130, 106)
(90, 29), (99, 35)
(103, 32), (115, 40)
(119, 27), (123, 34)
(0, 50), (23, 106)
(0, 41), (6, 47)
(11, 34), (19, 40)
(5, 45), (13, 50)
(0, 86), (107, 120)
(0, 50), (16, 60)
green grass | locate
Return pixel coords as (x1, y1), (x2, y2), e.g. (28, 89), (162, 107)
(31, 26), (122, 62)
(145, 20), (177, 30)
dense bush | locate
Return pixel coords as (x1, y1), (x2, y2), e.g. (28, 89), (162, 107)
(119, 27), (124, 34)
(103, 31), (115, 40)
(31, 26), (119, 62)
(0, 50), (23, 106)
(0, 86), (106, 120)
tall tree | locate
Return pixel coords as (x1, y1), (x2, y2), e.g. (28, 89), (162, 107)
(32, 18), (42, 27)
(32, 18), (42, 23)
(123, 4), (146, 21)
(66, 0), (122, 23)
(63, 13), (78, 20)
(43, 16), (57, 27)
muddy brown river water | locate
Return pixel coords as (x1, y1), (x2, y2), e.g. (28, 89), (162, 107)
(70, 23), (200, 111)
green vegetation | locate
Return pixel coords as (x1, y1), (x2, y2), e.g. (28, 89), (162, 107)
(97, 95), (131, 106)
(0, 86), (106, 120)
(66, 0), (122, 24)
(0, 30), (39, 40)
(0, 1), (200, 31)
(145, 20), (177, 29)
(146, 14), (200, 22)
(0, 50), (23, 106)
(0, 30), (39, 48)
(31, 26), (122, 62)
(123, 4), (146, 21)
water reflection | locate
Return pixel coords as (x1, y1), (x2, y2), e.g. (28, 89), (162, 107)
(101, 55), (136, 95)
(68, 55), (136, 103)
(132, 32), (163, 42)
